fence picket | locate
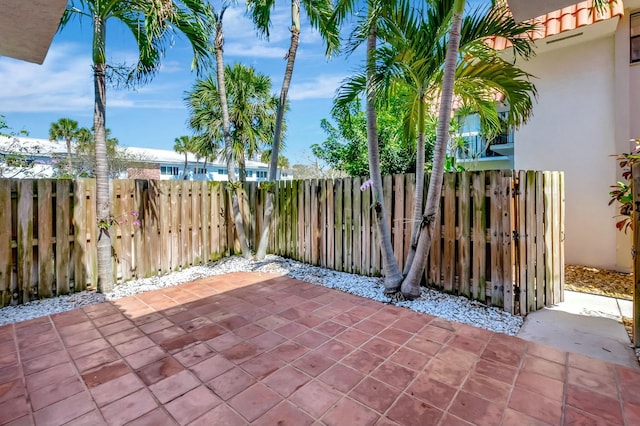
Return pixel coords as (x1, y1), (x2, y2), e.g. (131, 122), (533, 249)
(458, 172), (470, 298)
(0, 182), (10, 306)
(55, 180), (71, 295)
(17, 180), (33, 304)
(471, 172), (486, 301)
(38, 180), (54, 298)
(443, 173), (456, 293)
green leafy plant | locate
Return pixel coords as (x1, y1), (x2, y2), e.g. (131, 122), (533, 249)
(609, 139), (640, 233)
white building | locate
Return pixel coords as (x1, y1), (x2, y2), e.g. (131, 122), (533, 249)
(455, 0), (637, 272)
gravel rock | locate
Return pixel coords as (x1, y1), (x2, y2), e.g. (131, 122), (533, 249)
(0, 255), (524, 335)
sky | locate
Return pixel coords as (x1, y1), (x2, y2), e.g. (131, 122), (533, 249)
(0, 2), (361, 164)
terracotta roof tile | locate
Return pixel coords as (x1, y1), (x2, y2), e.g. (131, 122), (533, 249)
(486, 0), (624, 49)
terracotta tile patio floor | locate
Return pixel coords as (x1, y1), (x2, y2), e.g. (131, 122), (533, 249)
(2, 272), (640, 425)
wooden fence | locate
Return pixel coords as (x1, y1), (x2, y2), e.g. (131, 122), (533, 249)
(0, 170), (563, 314)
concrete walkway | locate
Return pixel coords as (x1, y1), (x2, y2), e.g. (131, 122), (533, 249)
(3, 274), (640, 425)
(517, 291), (638, 369)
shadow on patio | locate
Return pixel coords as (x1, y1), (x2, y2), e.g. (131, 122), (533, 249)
(1, 272), (640, 425)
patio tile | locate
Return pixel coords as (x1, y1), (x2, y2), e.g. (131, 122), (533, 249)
(274, 322), (308, 339)
(501, 408), (549, 426)
(342, 349), (385, 374)
(106, 328), (145, 347)
(97, 319), (133, 337)
(223, 342), (260, 364)
(391, 347), (431, 372)
(354, 319), (387, 335)
(173, 343), (215, 368)
(322, 397), (379, 426)
(254, 401), (314, 426)
(148, 326), (187, 345)
(371, 361), (416, 391)
(0, 396), (30, 425)
(565, 383), (624, 424)
(190, 324), (227, 342)
(0, 349), (18, 370)
(462, 371), (512, 404)
(218, 315), (250, 331)
(19, 339), (64, 361)
(350, 377), (400, 414)
(190, 354), (234, 382)
(418, 325), (454, 344)
(136, 356), (184, 385)
(336, 328), (371, 347)
(294, 330), (331, 349)
(362, 337), (400, 359)
(100, 388), (157, 426)
(125, 345), (167, 369)
(406, 374), (457, 410)
(563, 405), (615, 426)
(0, 379), (26, 404)
(567, 352), (615, 377)
(270, 341), (309, 363)
(32, 391), (95, 426)
(90, 372), (145, 407)
(160, 334), (197, 354)
(316, 339), (354, 361)
(377, 327), (413, 346)
(67, 338), (111, 360)
(314, 321), (347, 337)
(139, 318), (174, 335)
(206, 332), (244, 352)
(22, 349), (70, 375)
(29, 374), (85, 411)
(292, 351), (335, 377)
(473, 358), (518, 385)
(82, 360), (131, 388)
(124, 407), (177, 426)
(65, 410), (107, 426)
(263, 365), (311, 397)
(391, 317), (425, 334)
(525, 341), (567, 365)
(114, 336), (155, 357)
(624, 402), (640, 425)
(521, 355), (566, 381)
(508, 386), (562, 425)
(188, 403), (247, 426)
(0, 364), (20, 385)
(228, 383), (281, 422)
(19, 331), (59, 351)
(515, 370), (564, 402)
(481, 341), (525, 368)
(386, 394), (443, 426)
(74, 347), (120, 373)
(25, 362), (77, 393)
(60, 329), (102, 348)
(240, 352), (284, 380)
(448, 390), (504, 425)
(234, 324), (267, 339)
(149, 370), (200, 404)
(447, 334), (488, 355)
(568, 366), (618, 397)
(207, 367), (256, 400)
(422, 357), (469, 388)
(248, 331), (287, 352)
(289, 380), (341, 418)
(165, 385), (222, 426)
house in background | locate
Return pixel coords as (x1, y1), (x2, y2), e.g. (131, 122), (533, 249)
(455, 0), (638, 273)
(0, 136), (291, 182)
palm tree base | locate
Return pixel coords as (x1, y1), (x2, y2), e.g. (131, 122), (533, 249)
(400, 281), (421, 300)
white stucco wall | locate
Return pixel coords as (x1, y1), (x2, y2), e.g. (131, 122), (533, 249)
(514, 35), (621, 270)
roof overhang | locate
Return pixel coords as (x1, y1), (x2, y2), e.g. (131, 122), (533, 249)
(506, 0), (582, 22)
(0, 0), (68, 64)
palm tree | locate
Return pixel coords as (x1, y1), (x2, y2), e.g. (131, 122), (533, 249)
(248, 0), (340, 260)
(186, 65), (279, 180)
(59, 0), (213, 292)
(335, 0), (538, 298)
(173, 136), (193, 180)
(49, 118), (79, 173)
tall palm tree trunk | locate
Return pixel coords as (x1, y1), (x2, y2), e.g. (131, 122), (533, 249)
(93, 16), (113, 293)
(403, 100), (426, 274)
(366, 20), (404, 293)
(65, 136), (73, 173)
(183, 153), (188, 180)
(402, 5), (464, 299)
(214, 21), (252, 259)
(256, 0), (301, 260)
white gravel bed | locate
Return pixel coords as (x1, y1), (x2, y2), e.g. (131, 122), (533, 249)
(0, 255), (524, 335)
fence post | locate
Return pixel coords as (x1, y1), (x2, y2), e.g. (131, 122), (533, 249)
(633, 163), (640, 346)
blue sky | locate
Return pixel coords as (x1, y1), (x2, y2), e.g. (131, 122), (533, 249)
(0, 2), (360, 164)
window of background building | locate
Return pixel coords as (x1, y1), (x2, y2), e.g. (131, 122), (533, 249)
(632, 12), (640, 63)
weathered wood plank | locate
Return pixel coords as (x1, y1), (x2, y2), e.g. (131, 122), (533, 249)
(551, 172), (562, 305)
(352, 177), (361, 274)
(0, 181), (10, 306)
(525, 171), (537, 312)
(72, 180), (86, 290)
(311, 179), (320, 266)
(85, 180), (98, 287)
(535, 171), (545, 310)
(383, 174), (393, 273)
(490, 171), (504, 307)
(343, 177), (353, 273)
(334, 178), (344, 272)
(517, 171), (528, 315)
(471, 171), (486, 301)
(558, 172), (565, 303)
(326, 180), (335, 270)
(361, 179), (371, 276)
(458, 172), (471, 298)
(38, 180), (54, 299)
(210, 182), (220, 261)
(404, 173), (415, 267)
(501, 172), (515, 314)
(392, 174), (404, 270)
(305, 180), (312, 263)
(443, 173), (456, 293)
(543, 171), (553, 306)
(17, 180), (33, 303)
(55, 180), (71, 295)
(112, 180), (124, 282)
(319, 179), (327, 267)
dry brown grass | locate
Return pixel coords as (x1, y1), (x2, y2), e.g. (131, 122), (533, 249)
(565, 264), (632, 300)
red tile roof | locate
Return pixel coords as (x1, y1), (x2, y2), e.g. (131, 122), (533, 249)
(487, 0), (624, 50)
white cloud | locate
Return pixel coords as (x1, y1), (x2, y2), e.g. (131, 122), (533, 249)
(288, 74), (349, 100)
